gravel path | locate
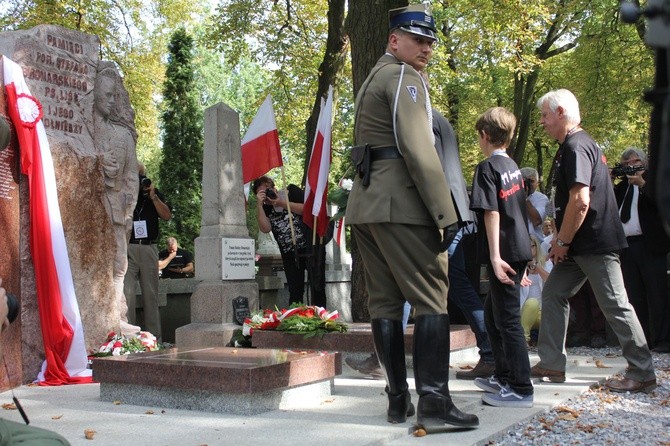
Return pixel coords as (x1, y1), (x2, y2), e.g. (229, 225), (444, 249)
(491, 348), (670, 445)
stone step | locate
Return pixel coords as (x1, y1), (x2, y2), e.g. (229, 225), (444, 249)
(251, 323), (477, 354)
(92, 346), (341, 415)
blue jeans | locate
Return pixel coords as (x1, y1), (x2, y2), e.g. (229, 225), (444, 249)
(403, 233), (493, 363)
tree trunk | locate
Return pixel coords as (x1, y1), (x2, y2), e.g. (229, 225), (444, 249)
(347, 0), (407, 98)
(511, 68), (541, 165)
(302, 0), (348, 185)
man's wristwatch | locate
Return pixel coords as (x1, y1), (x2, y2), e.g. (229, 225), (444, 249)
(556, 238), (571, 247)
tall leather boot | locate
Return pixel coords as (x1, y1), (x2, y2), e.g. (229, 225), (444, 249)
(413, 314), (479, 429)
(371, 318), (415, 423)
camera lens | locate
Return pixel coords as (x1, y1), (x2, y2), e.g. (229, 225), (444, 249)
(6, 293), (19, 324)
(141, 177), (152, 187)
(266, 188), (277, 200)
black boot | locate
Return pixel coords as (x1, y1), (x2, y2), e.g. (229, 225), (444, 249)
(413, 314), (479, 429)
(344, 353), (384, 378)
(371, 318), (415, 423)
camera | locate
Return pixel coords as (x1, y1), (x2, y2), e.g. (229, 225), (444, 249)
(611, 163), (645, 179)
(141, 177), (152, 188)
(523, 178), (533, 196)
(6, 293), (19, 324)
(265, 188), (277, 200)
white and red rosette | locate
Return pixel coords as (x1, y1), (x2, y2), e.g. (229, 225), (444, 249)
(15, 93), (43, 128)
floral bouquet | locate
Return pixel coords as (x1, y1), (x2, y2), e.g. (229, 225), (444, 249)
(328, 178), (353, 221)
(92, 331), (160, 357)
(243, 305), (348, 338)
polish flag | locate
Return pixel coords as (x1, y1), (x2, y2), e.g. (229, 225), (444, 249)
(333, 177), (350, 246)
(241, 95), (283, 185)
(334, 218), (345, 246)
(303, 86), (333, 238)
(3, 56), (92, 385)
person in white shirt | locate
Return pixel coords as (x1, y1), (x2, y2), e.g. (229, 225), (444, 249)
(521, 167), (549, 243)
(520, 236), (553, 347)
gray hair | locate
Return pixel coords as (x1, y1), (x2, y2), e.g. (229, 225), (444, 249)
(620, 147), (647, 166)
(520, 167), (539, 181)
(536, 89), (581, 125)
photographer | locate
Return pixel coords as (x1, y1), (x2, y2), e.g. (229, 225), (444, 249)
(123, 164), (172, 342)
(253, 176), (326, 307)
(0, 280), (70, 445)
(614, 147), (670, 353)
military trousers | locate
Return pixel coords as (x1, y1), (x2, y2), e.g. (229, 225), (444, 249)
(352, 223), (448, 320)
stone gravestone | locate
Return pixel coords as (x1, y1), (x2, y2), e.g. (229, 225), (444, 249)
(176, 103), (259, 347)
(0, 25), (138, 381)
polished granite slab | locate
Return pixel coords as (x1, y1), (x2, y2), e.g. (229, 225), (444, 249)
(92, 347), (341, 393)
(92, 347), (341, 415)
(251, 323), (477, 353)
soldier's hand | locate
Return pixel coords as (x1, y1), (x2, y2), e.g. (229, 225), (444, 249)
(439, 223), (459, 252)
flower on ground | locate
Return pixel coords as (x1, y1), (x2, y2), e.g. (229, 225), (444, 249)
(92, 331), (160, 357)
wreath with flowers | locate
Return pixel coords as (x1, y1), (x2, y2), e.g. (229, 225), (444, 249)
(91, 331), (161, 357)
(242, 305), (348, 339)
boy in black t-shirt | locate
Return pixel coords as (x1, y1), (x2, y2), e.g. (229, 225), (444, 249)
(469, 107), (534, 408)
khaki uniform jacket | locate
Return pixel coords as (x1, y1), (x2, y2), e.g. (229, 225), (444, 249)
(345, 53), (457, 229)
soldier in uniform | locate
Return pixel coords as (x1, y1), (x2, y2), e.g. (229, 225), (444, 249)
(345, 5), (479, 430)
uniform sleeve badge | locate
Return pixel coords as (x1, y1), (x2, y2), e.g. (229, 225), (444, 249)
(406, 86), (418, 103)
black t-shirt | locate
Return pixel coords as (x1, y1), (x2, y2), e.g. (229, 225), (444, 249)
(470, 154), (532, 264)
(553, 131), (627, 254)
(159, 248), (193, 278)
(262, 184), (310, 254)
(130, 184), (169, 243)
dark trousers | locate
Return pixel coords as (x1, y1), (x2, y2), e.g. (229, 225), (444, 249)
(621, 236), (670, 349)
(484, 261), (533, 396)
(281, 250), (307, 304)
(307, 244), (327, 308)
(448, 241), (493, 363)
(281, 246), (327, 307)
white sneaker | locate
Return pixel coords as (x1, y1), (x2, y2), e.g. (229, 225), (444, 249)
(474, 376), (503, 394)
(482, 387), (533, 408)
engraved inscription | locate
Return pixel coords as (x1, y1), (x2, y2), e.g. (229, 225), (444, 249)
(0, 148), (17, 200)
(19, 32), (94, 136)
(46, 34), (84, 54)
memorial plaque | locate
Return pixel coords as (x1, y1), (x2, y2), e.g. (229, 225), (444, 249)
(232, 296), (251, 326)
(221, 238), (255, 280)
